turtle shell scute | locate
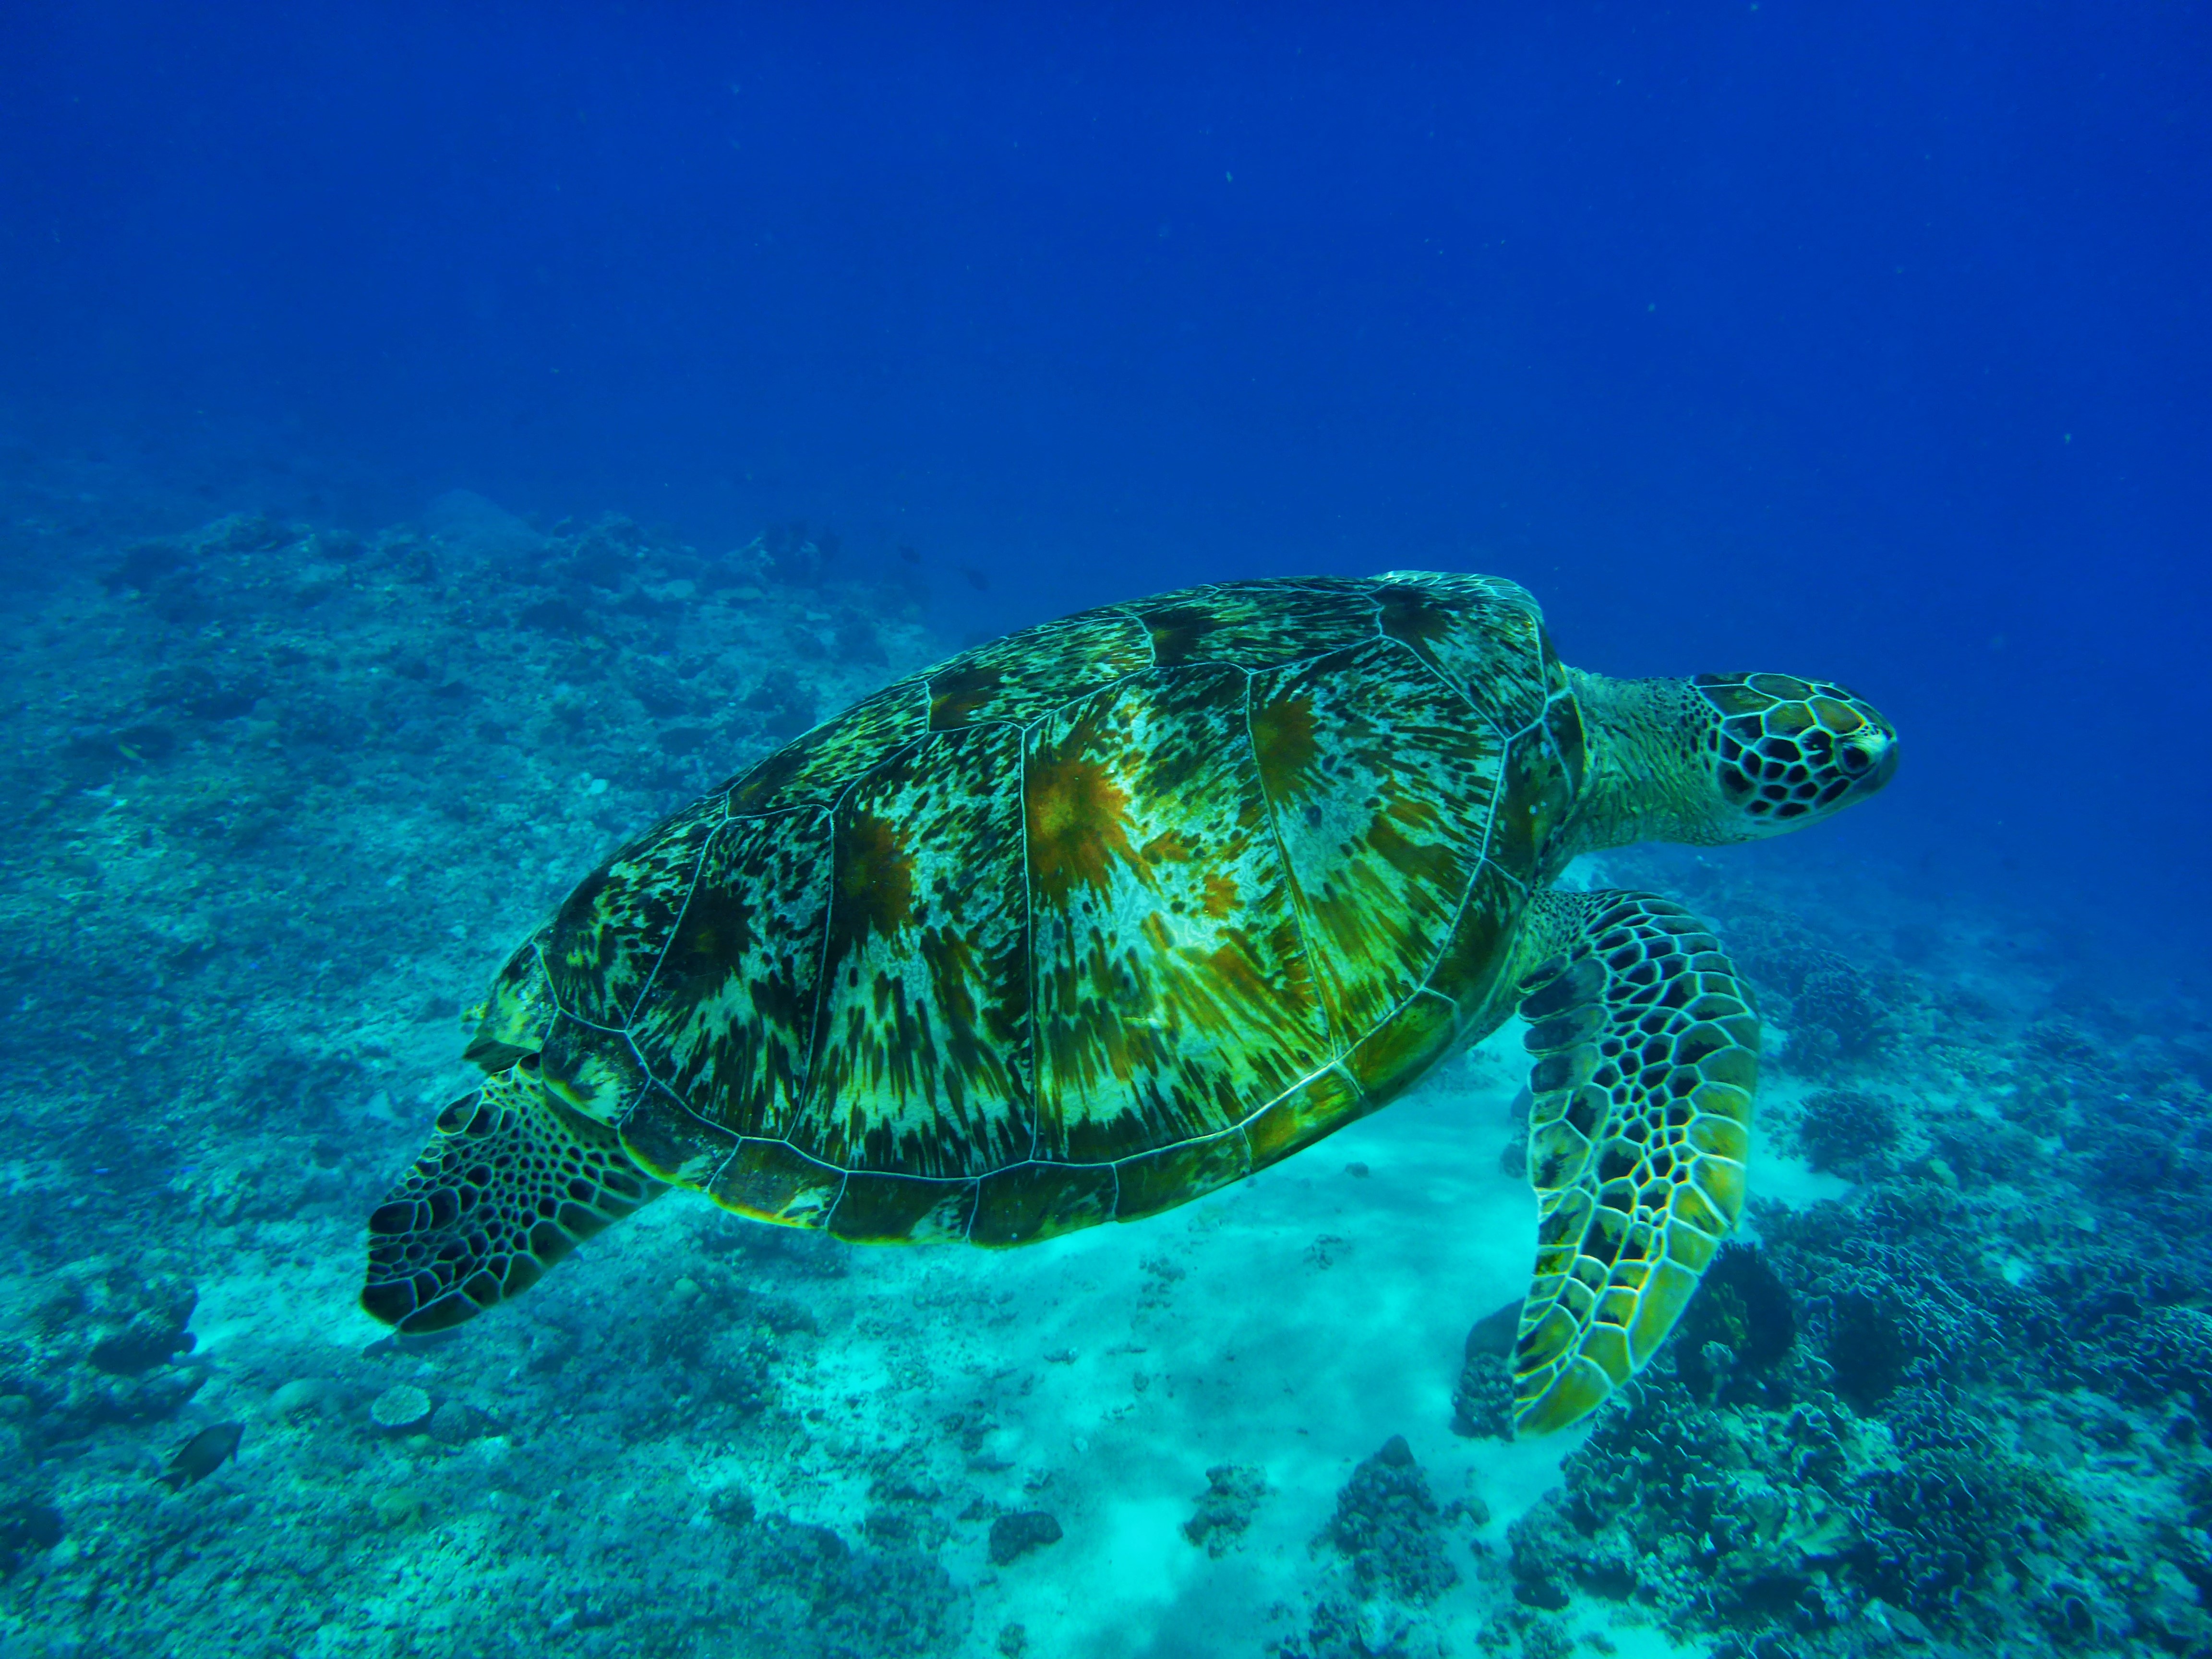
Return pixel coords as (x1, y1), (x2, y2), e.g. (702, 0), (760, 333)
(517, 572), (1578, 1234)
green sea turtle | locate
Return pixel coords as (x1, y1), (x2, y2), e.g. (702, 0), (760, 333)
(361, 573), (1896, 1433)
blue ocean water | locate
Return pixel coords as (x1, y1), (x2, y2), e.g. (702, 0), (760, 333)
(0, 5), (2206, 1657)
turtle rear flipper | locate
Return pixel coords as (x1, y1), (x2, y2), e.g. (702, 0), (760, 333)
(361, 1062), (664, 1333)
(1504, 891), (1761, 1434)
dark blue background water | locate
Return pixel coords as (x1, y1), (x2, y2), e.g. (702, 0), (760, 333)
(4, 3), (2204, 979)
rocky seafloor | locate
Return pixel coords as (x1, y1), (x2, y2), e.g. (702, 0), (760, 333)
(0, 485), (2208, 1659)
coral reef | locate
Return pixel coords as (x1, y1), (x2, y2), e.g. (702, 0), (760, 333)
(1450, 1299), (1521, 1441)
(0, 1262), (203, 1445)
(987, 1511), (1063, 1567)
(0, 501), (973, 1655)
(3, 481), (2208, 1658)
(1788, 1089), (1900, 1179)
(1323, 1435), (1463, 1605)
(1276, 1436), (1479, 1659)
(1487, 853), (2212, 1658)
(1185, 1463), (1269, 1556)
(1720, 904), (1891, 1076)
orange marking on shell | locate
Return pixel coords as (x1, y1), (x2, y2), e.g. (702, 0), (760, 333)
(1202, 872), (1238, 918)
(1249, 691), (1321, 799)
(838, 811), (916, 939)
(1026, 748), (1140, 901)
(1190, 934), (1278, 1028)
(1140, 830), (1194, 864)
(1365, 810), (1458, 888)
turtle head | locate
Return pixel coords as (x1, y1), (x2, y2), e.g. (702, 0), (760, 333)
(1690, 673), (1898, 840)
(1564, 670), (1896, 854)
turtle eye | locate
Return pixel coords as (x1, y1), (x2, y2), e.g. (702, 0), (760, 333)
(1836, 730), (1898, 789)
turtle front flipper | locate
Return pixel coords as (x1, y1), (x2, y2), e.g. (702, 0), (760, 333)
(1503, 891), (1761, 1435)
(361, 1061), (665, 1333)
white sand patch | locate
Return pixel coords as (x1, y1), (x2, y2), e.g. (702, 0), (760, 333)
(1747, 1124), (1853, 1213)
(176, 1013), (1739, 1655)
(727, 1026), (1593, 1656)
(187, 1214), (373, 1362)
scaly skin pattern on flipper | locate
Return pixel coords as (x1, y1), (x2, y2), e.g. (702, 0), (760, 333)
(1503, 890), (1761, 1435)
(394, 572), (1584, 1258)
